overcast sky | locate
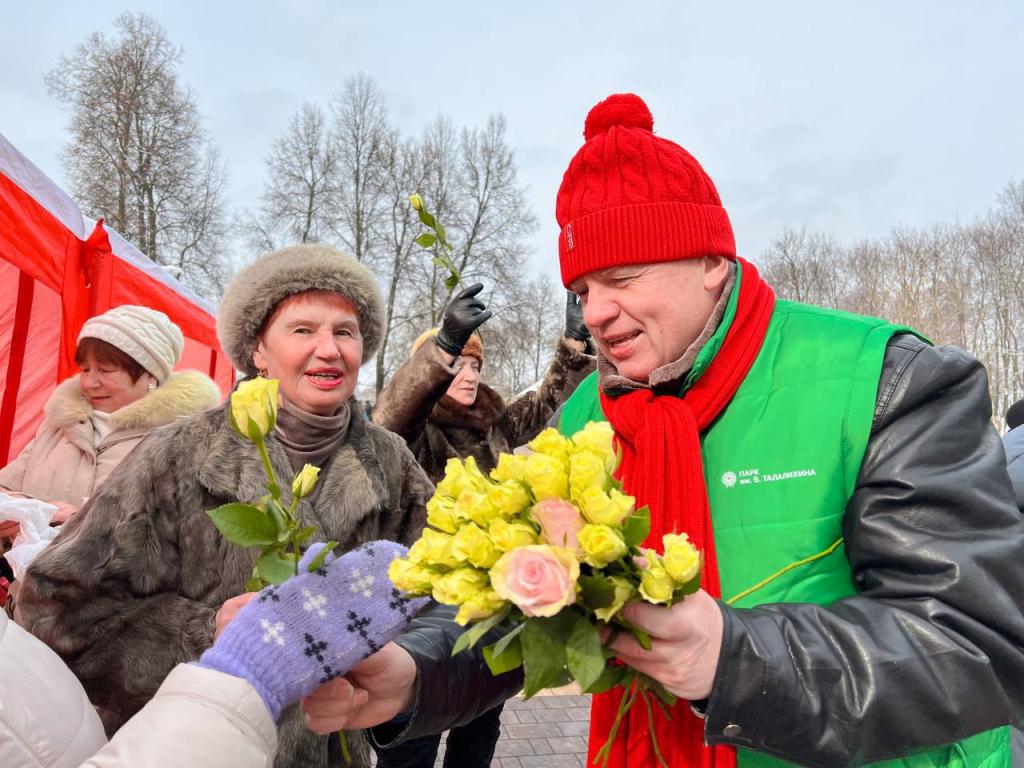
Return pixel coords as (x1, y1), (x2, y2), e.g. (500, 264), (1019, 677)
(4, 1), (1023, 283)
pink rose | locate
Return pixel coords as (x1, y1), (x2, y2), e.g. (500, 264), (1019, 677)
(490, 545), (580, 617)
(529, 498), (584, 552)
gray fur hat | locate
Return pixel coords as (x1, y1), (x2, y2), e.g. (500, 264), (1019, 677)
(218, 244), (385, 376)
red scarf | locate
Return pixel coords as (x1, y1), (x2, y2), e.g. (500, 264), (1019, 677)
(589, 258), (775, 768)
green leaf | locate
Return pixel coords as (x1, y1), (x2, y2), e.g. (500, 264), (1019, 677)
(417, 209), (436, 228)
(257, 549), (298, 585)
(579, 574), (616, 610)
(567, 615), (605, 690)
(672, 567), (702, 600)
(415, 233), (437, 248)
(294, 526), (318, 544)
(622, 505), (651, 548)
(483, 635), (523, 675)
(520, 609), (576, 697)
(431, 256), (449, 269)
(489, 620), (525, 659)
(451, 606), (511, 656)
(444, 274), (460, 290)
(207, 503), (277, 546)
(651, 681), (677, 708)
(434, 222), (447, 243)
(583, 663), (630, 695)
(306, 541), (339, 572)
(244, 576), (266, 592)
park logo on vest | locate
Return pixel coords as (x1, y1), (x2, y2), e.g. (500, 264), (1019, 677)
(720, 467), (818, 488)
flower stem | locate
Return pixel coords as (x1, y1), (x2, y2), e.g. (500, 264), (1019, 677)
(640, 679), (670, 768)
(593, 675), (640, 768)
(255, 437), (281, 500)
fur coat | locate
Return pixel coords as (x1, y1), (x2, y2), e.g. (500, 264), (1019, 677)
(0, 371), (220, 511)
(15, 400), (431, 768)
(373, 338), (595, 482)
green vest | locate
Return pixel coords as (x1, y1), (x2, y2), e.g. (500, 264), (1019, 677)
(558, 272), (1009, 768)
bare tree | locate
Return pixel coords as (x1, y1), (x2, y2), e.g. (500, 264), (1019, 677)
(47, 12), (230, 297)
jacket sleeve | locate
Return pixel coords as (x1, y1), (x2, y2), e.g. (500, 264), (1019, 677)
(81, 664), (277, 768)
(0, 435), (35, 494)
(15, 425), (218, 734)
(1001, 427), (1024, 510)
(704, 336), (1024, 767)
(373, 342), (457, 445)
(369, 602), (524, 748)
(502, 338), (596, 448)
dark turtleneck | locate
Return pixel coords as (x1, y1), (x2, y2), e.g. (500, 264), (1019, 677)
(274, 397), (351, 476)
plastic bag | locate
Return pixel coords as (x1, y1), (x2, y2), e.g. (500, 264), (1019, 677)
(0, 492), (58, 580)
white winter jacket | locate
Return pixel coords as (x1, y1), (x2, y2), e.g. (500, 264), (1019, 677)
(1, 611), (277, 767)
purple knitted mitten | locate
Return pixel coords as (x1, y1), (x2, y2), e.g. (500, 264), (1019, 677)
(198, 540), (428, 720)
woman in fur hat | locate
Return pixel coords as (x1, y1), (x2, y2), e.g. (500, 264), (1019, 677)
(15, 245), (432, 768)
(370, 283), (595, 768)
(0, 305), (218, 538)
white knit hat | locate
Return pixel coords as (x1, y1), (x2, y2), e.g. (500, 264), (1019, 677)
(78, 305), (184, 383)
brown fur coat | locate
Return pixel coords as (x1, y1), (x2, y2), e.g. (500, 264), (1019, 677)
(373, 338), (595, 482)
(15, 399), (431, 768)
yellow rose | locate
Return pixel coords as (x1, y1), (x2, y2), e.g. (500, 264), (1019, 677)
(528, 427), (572, 460)
(662, 533), (701, 584)
(594, 575), (635, 622)
(490, 453), (527, 483)
(409, 193), (424, 211)
(433, 566), (491, 606)
(454, 490), (498, 528)
(639, 564), (674, 605)
(577, 524), (628, 568)
(388, 557), (435, 595)
(488, 518), (539, 552)
(569, 449), (609, 500)
(451, 523), (500, 569)
(455, 589), (506, 626)
(578, 486), (631, 528)
(434, 458), (466, 498)
(571, 421), (617, 472)
(407, 528), (459, 570)
(229, 377), (279, 441)
(291, 463), (320, 499)
(524, 452), (569, 500)
(426, 495), (458, 534)
(487, 481), (531, 518)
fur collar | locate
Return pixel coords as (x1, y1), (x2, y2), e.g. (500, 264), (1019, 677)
(429, 383), (506, 435)
(43, 370), (221, 432)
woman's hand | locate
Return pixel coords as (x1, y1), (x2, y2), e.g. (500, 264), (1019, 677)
(436, 283), (492, 358)
(214, 592), (259, 639)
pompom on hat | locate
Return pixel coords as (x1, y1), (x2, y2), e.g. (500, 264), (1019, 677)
(555, 93), (736, 287)
(78, 305), (183, 383)
(218, 244), (385, 377)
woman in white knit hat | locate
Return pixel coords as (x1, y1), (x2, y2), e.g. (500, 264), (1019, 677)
(0, 305), (220, 528)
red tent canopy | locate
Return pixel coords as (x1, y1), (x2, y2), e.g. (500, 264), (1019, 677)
(0, 132), (233, 466)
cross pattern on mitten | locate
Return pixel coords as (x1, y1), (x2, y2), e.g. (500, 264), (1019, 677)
(198, 540), (429, 721)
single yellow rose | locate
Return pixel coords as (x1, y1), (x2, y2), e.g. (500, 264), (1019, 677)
(594, 575), (635, 622)
(454, 490), (499, 528)
(229, 377), (279, 441)
(524, 452), (569, 500)
(455, 589), (506, 626)
(451, 523), (500, 569)
(578, 524), (628, 568)
(569, 449), (609, 499)
(571, 421), (617, 472)
(433, 566), (491, 606)
(490, 453), (527, 483)
(662, 533), (701, 584)
(291, 463), (320, 499)
(639, 564), (675, 605)
(409, 193), (424, 211)
(487, 481), (531, 518)
(407, 528), (459, 569)
(488, 518), (539, 552)
(388, 557), (435, 595)
(528, 427), (572, 460)
(426, 495), (458, 534)
(578, 486), (631, 528)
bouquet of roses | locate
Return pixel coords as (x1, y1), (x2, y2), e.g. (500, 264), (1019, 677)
(388, 421), (702, 767)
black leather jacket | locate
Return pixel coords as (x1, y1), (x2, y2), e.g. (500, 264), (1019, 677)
(375, 336), (1024, 766)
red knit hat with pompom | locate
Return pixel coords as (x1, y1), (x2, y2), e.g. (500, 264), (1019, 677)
(555, 93), (736, 287)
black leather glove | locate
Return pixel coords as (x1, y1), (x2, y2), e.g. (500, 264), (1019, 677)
(436, 283), (492, 356)
(564, 291), (591, 342)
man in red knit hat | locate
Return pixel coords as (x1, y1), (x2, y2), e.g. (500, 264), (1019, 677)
(296, 94), (1024, 768)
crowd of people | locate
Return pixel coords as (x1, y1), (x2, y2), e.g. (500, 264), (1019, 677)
(3, 91), (1024, 768)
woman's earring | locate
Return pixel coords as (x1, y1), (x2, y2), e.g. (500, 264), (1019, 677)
(257, 368), (268, 378)
(148, 381), (157, 391)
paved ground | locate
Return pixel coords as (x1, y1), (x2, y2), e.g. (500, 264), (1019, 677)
(435, 688), (592, 768)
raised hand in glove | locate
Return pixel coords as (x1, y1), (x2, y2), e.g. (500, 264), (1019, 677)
(564, 290), (591, 342)
(436, 283), (492, 357)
